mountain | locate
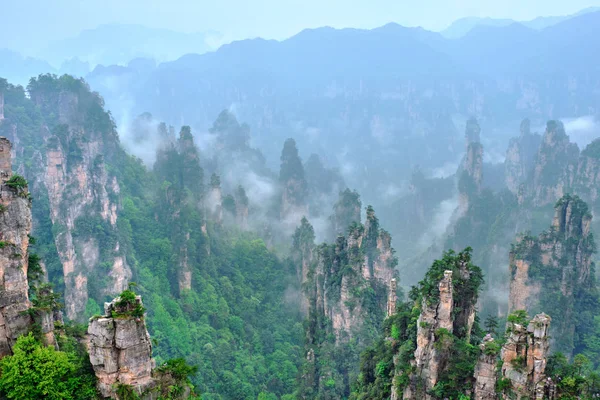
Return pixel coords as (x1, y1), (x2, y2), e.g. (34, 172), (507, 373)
(0, 49), (55, 86)
(440, 6), (600, 38)
(40, 23), (222, 68)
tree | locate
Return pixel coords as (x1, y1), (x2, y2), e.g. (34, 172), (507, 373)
(484, 315), (499, 336)
(0, 333), (85, 400)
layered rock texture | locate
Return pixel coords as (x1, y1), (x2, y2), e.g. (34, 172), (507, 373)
(0, 137), (33, 356)
(499, 313), (552, 400)
(473, 334), (498, 400)
(508, 194), (597, 355)
(531, 121), (579, 206)
(298, 206), (398, 398)
(504, 119), (542, 194)
(457, 118), (483, 215)
(16, 78), (131, 321)
(403, 251), (480, 399)
(88, 295), (155, 398)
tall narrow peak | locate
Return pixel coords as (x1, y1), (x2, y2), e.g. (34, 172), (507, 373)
(509, 194), (598, 356)
(24, 75), (131, 321)
(575, 138), (600, 203)
(88, 289), (195, 399)
(298, 206), (398, 398)
(458, 118), (483, 215)
(279, 138), (308, 225)
(499, 312), (552, 399)
(531, 120), (579, 206)
(0, 79), (6, 120)
(403, 248), (483, 399)
(505, 118), (542, 194)
(0, 137), (33, 356)
(329, 188), (361, 238)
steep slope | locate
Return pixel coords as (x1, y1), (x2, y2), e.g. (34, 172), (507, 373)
(296, 205), (398, 398)
(509, 194), (598, 356)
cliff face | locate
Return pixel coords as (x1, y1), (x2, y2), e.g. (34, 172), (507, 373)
(16, 79), (133, 321)
(299, 207), (398, 398)
(505, 119), (542, 194)
(499, 313), (552, 400)
(406, 270), (454, 399)
(330, 189), (361, 238)
(531, 121), (579, 206)
(457, 119), (483, 215)
(575, 139), (600, 204)
(404, 252), (480, 399)
(88, 295), (155, 398)
(473, 335), (498, 400)
(508, 195), (596, 355)
(0, 138), (33, 356)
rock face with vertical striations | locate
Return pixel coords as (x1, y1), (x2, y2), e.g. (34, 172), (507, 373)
(406, 270), (454, 399)
(505, 119), (542, 194)
(531, 121), (579, 206)
(473, 334), (498, 400)
(0, 137), (33, 356)
(23, 77), (132, 321)
(88, 295), (155, 398)
(298, 206), (398, 398)
(457, 118), (483, 216)
(508, 194), (597, 356)
(500, 313), (551, 400)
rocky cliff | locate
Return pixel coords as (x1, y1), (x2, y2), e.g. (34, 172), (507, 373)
(0, 137), (33, 356)
(88, 291), (195, 399)
(88, 294), (156, 398)
(508, 194), (597, 355)
(329, 188), (361, 238)
(457, 118), (483, 215)
(473, 334), (498, 400)
(404, 249), (481, 399)
(499, 313), (552, 400)
(298, 206), (398, 398)
(21, 77), (132, 321)
(504, 119), (542, 194)
(531, 121), (579, 206)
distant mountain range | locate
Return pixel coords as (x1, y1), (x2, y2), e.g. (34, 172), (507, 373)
(441, 6), (600, 38)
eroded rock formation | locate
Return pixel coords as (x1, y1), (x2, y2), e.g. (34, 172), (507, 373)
(531, 121), (579, 206)
(457, 118), (483, 216)
(25, 83), (132, 321)
(299, 206), (397, 398)
(88, 296), (155, 398)
(508, 194), (595, 355)
(0, 137), (33, 356)
(505, 119), (542, 194)
(473, 334), (498, 400)
(500, 313), (552, 400)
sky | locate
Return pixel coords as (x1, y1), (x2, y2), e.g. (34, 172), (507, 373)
(3, 0), (600, 52)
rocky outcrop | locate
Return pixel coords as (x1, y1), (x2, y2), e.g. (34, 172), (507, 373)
(473, 334), (498, 400)
(405, 270), (454, 399)
(387, 278), (397, 317)
(235, 186), (249, 229)
(508, 194), (595, 355)
(500, 313), (551, 400)
(505, 119), (542, 194)
(0, 137), (33, 356)
(575, 138), (600, 204)
(0, 91), (4, 121)
(531, 121), (579, 206)
(88, 295), (155, 398)
(299, 207), (397, 397)
(457, 118), (483, 215)
(330, 188), (361, 238)
(207, 174), (223, 224)
(279, 138), (308, 228)
(21, 79), (133, 321)
(403, 249), (481, 400)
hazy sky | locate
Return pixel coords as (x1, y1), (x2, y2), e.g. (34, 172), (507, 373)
(3, 0), (600, 51)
